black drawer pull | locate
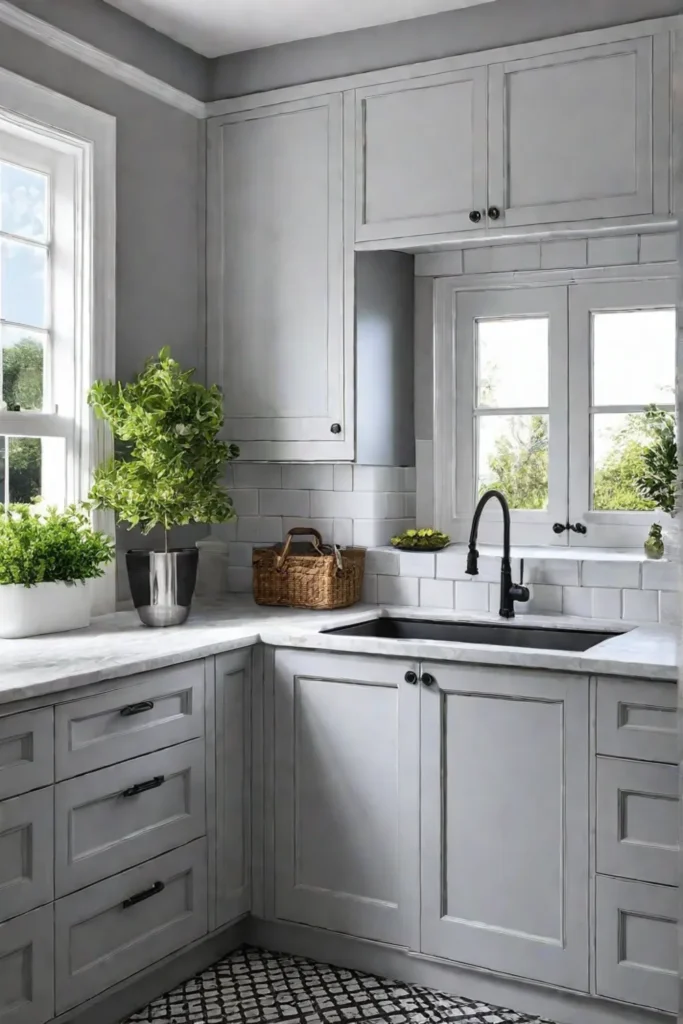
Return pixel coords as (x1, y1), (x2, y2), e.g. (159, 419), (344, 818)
(122, 775), (165, 798)
(122, 880), (165, 909)
(120, 700), (154, 717)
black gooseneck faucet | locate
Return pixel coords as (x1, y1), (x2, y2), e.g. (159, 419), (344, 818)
(467, 489), (530, 619)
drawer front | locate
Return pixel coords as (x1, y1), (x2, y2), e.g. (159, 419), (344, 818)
(0, 709), (53, 800)
(0, 904), (54, 1024)
(596, 679), (676, 764)
(596, 876), (677, 1014)
(55, 738), (205, 895)
(55, 838), (207, 1013)
(0, 788), (53, 922)
(597, 757), (678, 886)
(55, 661), (205, 779)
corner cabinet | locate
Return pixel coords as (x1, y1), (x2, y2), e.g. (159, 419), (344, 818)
(207, 95), (354, 461)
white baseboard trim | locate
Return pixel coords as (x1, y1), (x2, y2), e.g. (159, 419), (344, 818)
(0, 0), (207, 118)
(246, 918), (671, 1024)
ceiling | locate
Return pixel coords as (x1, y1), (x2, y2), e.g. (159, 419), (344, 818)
(103, 0), (500, 58)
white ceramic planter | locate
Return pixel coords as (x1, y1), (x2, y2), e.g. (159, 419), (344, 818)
(0, 580), (91, 639)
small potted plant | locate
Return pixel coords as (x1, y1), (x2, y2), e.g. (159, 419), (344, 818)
(638, 404), (678, 558)
(0, 504), (114, 638)
(88, 348), (239, 627)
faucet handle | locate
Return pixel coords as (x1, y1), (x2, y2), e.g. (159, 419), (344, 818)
(519, 557), (524, 585)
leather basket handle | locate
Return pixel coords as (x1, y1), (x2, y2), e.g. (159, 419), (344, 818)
(276, 527), (324, 569)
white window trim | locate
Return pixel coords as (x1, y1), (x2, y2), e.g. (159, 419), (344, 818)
(0, 67), (116, 613)
(434, 265), (677, 549)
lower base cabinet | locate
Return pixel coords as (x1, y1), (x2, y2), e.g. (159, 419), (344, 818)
(272, 650), (420, 947)
(55, 839), (208, 1013)
(420, 663), (590, 992)
(596, 875), (678, 1014)
(0, 905), (54, 1024)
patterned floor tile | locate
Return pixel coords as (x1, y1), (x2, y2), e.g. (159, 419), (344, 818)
(126, 947), (558, 1024)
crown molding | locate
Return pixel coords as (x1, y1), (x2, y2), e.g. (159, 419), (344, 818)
(0, 0), (208, 118)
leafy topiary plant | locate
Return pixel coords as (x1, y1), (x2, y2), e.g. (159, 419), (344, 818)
(391, 527), (450, 551)
(637, 404), (678, 515)
(0, 504), (114, 587)
(88, 348), (239, 549)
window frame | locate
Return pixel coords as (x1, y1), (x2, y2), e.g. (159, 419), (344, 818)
(434, 268), (677, 549)
(0, 67), (116, 611)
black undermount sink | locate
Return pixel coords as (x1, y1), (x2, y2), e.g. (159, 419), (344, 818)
(323, 618), (622, 652)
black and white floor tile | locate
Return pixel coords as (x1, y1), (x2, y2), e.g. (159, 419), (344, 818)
(126, 946), (558, 1024)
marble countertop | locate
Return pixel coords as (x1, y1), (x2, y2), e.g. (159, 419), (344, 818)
(0, 597), (677, 707)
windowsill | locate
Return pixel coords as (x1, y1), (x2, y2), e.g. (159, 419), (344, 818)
(370, 544), (672, 564)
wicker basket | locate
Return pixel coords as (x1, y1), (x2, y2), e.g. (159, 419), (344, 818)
(253, 527), (365, 610)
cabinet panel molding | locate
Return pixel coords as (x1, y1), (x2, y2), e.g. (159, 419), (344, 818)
(0, 709), (53, 801)
(596, 678), (676, 763)
(0, 788), (53, 923)
(0, 905), (53, 1024)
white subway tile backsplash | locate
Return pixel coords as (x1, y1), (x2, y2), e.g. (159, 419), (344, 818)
(365, 547), (400, 576)
(226, 542), (254, 567)
(525, 558), (579, 587)
(641, 559), (678, 592)
(353, 466), (405, 492)
(454, 581), (490, 611)
(311, 490), (404, 519)
(237, 517), (283, 543)
(464, 242), (540, 274)
(587, 235), (639, 266)
(362, 574), (378, 604)
(403, 467), (416, 491)
(591, 588), (622, 620)
(540, 239), (587, 269)
(562, 586), (592, 617)
(420, 578), (454, 609)
(658, 590), (680, 625)
(581, 561), (640, 589)
(415, 440), (434, 526)
(404, 492), (417, 518)
(333, 465), (353, 491)
(282, 464), (334, 490)
(622, 588), (658, 623)
(639, 232), (678, 263)
(399, 551), (435, 578)
(260, 489), (310, 517)
(333, 519), (354, 547)
(282, 518), (334, 543)
(516, 584), (563, 615)
(354, 520), (413, 547)
(436, 551), (472, 581)
(233, 463), (282, 489)
(378, 575), (420, 606)
(210, 520), (238, 542)
(231, 490), (259, 516)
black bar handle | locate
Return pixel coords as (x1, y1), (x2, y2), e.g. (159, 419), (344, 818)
(122, 775), (165, 798)
(553, 522), (587, 535)
(120, 700), (154, 717)
(122, 880), (165, 910)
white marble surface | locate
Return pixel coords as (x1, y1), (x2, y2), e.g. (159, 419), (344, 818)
(0, 597), (676, 708)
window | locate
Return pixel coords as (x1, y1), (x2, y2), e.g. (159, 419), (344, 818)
(0, 66), (116, 609)
(436, 277), (676, 547)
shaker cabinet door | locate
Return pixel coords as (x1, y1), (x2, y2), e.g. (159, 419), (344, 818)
(488, 36), (664, 228)
(208, 94), (352, 461)
(420, 662), (590, 991)
(355, 68), (488, 242)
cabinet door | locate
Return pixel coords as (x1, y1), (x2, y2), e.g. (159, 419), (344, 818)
(213, 649), (251, 929)
(421, 663), (589, 991)
(596, 876), (677, 1014)
(0, 709), (53, 800)
(489, 37), (662, 228)
(272, 650), (420, 946)
(0, 788), (53, 923)
(0, 905), (53, 1024)
(207, 95), (352, 461)
(596, 678), (676, 764)
(355, 68), (488, 242)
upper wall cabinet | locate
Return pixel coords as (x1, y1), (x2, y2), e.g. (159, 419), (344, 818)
(353, 29), (672, 245)
(208, 95), (353, 461)
(355, 68), (488, 242)
(488, 36), (668, 229)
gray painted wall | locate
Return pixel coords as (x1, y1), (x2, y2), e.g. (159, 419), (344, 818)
(211, 0), (683, 99)
(6, 0), (208, 98)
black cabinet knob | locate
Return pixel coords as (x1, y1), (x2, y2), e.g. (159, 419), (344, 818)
(404, 671), (418, 685)
(488, 206), (501, 220)
(469, 210), (482, 224)
(330, 423), (342, 434)
(421, 672), (436, 687)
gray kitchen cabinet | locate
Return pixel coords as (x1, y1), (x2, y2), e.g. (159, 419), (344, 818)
(55, 739), (206, 895)
(597, 756), (678, 887)
(207, 94), (353, 461)
(0, 787), (53, 922)
(420, 663), (590, 991)
(213, 649), (251, 929)
(596, 677), (677, 764)
(0, 904), (54, 1024)
(271, 649), (420, 947)
(596, 875), (677, 1014)
(0, 708), (53, 800)
(355, 68), (488, 242)
(487, 35), (669, 229)
(55, 660), (205, 780)
(55, 838), (208, 1013)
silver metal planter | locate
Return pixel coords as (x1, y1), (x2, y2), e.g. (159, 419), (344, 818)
(126, 549), (199, 627)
